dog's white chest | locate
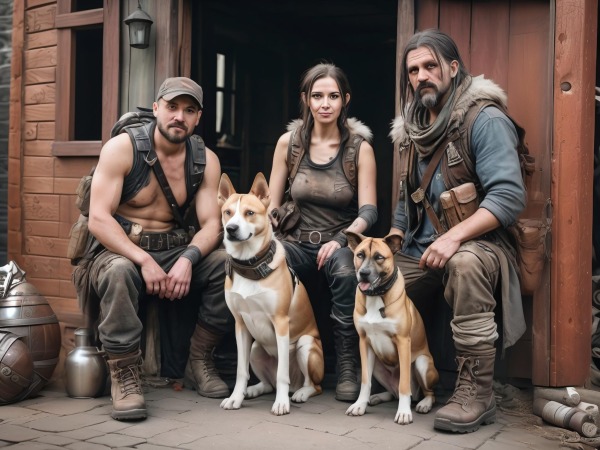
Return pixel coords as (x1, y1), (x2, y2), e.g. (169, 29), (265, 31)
(226, 276), (280, 349)
(357, 296), (398, 359)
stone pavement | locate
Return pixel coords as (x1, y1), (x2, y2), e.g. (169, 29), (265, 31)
(0, 376), (586, 450)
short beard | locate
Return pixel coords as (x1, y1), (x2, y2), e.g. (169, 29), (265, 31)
(157, 121), (190, 144)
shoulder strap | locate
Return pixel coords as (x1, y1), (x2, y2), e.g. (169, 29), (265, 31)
(287, 128), (304, 186)
(342, 134), (363, 190)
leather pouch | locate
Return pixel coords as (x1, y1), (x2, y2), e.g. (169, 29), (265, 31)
(67, 214), (90, 260)
(269, 200), (301, 235)
(514, 218), (547, 295)
(440, 182), (479, 229)
(75, 175), (93, 217)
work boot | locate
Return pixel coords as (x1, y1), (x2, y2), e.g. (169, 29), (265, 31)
(333, 324), (360, 402)
(188, 324), (229, 398)
(434, 349), (497, 433)
(107, 350), (146, 420)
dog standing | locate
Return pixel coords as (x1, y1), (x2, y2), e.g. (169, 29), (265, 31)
(217, 172), (324, 415)
(344, 232), (438, 424)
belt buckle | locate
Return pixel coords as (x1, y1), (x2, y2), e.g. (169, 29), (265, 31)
(155, 234), (164, 251)
(308, 231), (321, 244)
(411, 188), (425, 203)
(139, 235), (149, 250)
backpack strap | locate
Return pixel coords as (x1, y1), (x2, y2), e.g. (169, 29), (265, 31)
(287, 128), (304, 187)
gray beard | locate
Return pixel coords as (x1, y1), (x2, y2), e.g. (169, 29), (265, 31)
(420, 92), (440, 109)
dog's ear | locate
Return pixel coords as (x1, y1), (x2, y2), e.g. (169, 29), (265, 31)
(218, 173), (236, 206)
(384, 233), (403, 255)
(344, 230), (364, 251)
(250, 172), (271, 208)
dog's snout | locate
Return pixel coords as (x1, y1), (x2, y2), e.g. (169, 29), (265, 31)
(226, 224), (239, 234)
(359, 268), (371, 280)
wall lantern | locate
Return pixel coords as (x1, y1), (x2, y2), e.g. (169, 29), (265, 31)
(124, 1), (153, 49)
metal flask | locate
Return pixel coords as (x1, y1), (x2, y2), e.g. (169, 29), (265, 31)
(65, 328), (108, 398)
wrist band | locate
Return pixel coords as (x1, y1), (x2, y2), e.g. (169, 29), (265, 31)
(181, 245), (202, 265)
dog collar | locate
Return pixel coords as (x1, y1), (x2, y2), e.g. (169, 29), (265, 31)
(226, 240), (277, 280)
(361, 267), (399, 297)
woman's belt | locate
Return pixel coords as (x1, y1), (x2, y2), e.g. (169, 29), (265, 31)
(296, 230), (336, 244)
(138, 230), (190, 251)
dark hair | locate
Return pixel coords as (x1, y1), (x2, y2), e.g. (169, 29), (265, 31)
(399, 29), (469, 117)
(298, 62), (351, 150)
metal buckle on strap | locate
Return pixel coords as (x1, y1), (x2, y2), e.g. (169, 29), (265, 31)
(308, 231), (321, 244)
(411, 188), (425, 203)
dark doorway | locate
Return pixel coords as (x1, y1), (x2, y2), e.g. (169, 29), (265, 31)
(190, 0), (398, 238)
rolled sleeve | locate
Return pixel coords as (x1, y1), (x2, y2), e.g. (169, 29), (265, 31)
(472, 107), (527, 228)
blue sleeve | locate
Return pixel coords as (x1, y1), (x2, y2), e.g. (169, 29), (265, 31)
(472, 106), (527, 227)
(392, 196), (407, 231)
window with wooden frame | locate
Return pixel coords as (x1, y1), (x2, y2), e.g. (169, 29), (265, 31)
(52, 0), (119, 156)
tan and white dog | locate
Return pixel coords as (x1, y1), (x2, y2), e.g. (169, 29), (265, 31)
(217, 172), (324, 415)
(344, 232), (439, 424)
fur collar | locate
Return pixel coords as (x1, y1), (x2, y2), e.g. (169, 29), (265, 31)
(287, 117), (373, 143)
(389, 75), (508, 145)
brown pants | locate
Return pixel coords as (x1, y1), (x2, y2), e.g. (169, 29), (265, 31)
(394, 240), (501, 353)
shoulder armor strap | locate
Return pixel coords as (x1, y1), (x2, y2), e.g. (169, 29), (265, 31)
(342, 134), (363, 190)
(287, 128), (304, 185)
(188, 134), (206, 191)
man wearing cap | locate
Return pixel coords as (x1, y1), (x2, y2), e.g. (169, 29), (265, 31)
(82, 77), (233, 420)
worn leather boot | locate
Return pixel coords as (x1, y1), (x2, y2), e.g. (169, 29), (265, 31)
(107, 350), (146, 420)
(333, 324), (360, 402)
(188, 324), (229, 398)
(434, 349), (496, 433)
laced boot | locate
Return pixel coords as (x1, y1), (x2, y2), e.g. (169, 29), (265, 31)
(188, 324), (229, 398)
(434, 349), (496, 433)
(106, 350), (146, 420)
(333, 324), (360, 402)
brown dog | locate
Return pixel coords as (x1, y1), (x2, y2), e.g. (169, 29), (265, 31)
(217, 172), (324, 415)
(345, 232), (438, 424)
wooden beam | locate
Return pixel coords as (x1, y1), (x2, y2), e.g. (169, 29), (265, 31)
(551, 0), (597, 386)
(102, 0), (120, 143)
(55, 8), (103, 28)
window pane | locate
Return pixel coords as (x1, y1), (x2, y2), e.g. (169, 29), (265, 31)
(74, 27), (102, 140)
(74, 0), (103, 11)
(216, 53), (225, 88)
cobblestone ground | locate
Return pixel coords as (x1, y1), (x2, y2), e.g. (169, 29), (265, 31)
(0, 377), (590, 450)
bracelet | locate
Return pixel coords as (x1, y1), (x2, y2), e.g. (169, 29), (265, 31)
(331, 232), (347, 247)
(180, 245), (202, 265)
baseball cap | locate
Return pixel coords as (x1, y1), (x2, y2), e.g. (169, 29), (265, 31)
(156, 77), (203, 109)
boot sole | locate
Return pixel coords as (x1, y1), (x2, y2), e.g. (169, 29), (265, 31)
(197, 387), (230, 399)
(335, 391), (359, 402)
(434, 408), (496, 433)
(111, 408), (147, 421)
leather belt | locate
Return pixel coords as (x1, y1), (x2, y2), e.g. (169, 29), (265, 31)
(138, 230), (190, 251)
(296, 230), (335, 244)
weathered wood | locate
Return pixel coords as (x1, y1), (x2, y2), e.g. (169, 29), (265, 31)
(102, 0), (120, 143)
(24, 103), (54, 121)
(55, 8), (103, 28)
(24, 139), (52, 156)
(54, 156), (97, 177)
(416, 0), (439, 30)
(60, 194), (78, 223)
(23, 193), (59, 220)
(37, 121), (55, 139)
(24, 155), (54, 177)
(23, 176), (54, 193)
(26, 236), (68, 258)
(55, 29), (74, 141)
(51, 141), (102, 157)
(439, 0), (471, 70)
(27, 277), (61, 297)
(53, 177), (80, 195)
(24, 83), (55, 104)
(25, 67), (56, 85)
(550, 0), (596, 386)
(8, 0), (25, 261)
(26, 29), (57, 49)
(24, 122), (37, 140)
(24, 219), (60, 237)
(25, 47), (57, 69)
(25, 4), (56, 33)
(26, 0), (55, 10)
(470, 2), (509, 87)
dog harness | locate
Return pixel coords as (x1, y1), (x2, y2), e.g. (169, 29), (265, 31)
(225, 241), (277, 280)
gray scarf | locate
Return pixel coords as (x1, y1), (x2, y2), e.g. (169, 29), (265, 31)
(405, 75), (472, 158)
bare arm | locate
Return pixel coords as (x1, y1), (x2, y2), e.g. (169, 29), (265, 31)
(88, 134), (168, 295)
(268, 131), (292, 212)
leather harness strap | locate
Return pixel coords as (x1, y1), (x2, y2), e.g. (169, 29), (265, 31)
(225, 240), (277, 280)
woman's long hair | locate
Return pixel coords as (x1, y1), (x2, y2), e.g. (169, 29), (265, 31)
(298, 63), (352, 151)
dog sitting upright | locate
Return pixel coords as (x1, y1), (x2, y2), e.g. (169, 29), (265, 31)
(344, 232), (439, 425)
(217, 172), (324, 415)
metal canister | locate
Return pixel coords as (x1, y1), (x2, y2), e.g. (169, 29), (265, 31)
(65, 328), (108, 398)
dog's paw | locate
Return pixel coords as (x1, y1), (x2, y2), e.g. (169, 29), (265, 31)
(271, 398), (290, 416)
(394, 410), (413, 424)
(346, 402), (368, 416)
(369, 391), (394, 406)
(291, 386), (317, 403)
(220, 395), (243, 410)
(246, 382), (273, 399)
(415, 395), (435, 414)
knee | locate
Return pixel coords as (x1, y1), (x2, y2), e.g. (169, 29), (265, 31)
(326, 248), (356, 277)
(446, 250), (483, 279)
(101, 256), (138, 282)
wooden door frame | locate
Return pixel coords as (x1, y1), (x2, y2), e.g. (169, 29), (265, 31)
(394, 0), (597, 386)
